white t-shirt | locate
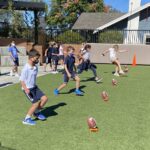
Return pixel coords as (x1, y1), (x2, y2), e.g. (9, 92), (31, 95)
(59, 45), (64, 55)
(20, 63), (38, 89)
(109, 48), (117, 61)
(83, 51), (90, 61)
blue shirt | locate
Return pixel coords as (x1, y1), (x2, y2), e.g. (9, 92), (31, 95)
(20, 63), (38, 89)
(64, 54), (75, 73)
(8, 46), (19, 58)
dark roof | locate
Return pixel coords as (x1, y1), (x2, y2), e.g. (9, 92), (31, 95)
(0, 1), (45, 11)
(72, 12), (124, 30)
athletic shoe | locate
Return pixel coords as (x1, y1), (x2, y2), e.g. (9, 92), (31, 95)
(15, 73), (20, 77)
(10, 70), (14, 76)
(119, 70), (125, 75)
(22, 118), (36, 125)
(34, 112), (46, 121)
(95, 77), (103, 83)
(54, 89), (59, 95)
(75, 89), (83, 96)
(114, 72), (120, 76)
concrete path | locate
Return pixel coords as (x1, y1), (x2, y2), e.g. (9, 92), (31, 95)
(0, 66), (57, 88)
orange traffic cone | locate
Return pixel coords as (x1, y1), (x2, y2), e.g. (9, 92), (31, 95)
(132, 54), (137, 66)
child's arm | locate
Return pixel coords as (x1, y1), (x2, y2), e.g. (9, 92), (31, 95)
(45, 48), (48, 56)
(16, 47), (24, 55)
(21, 81), (30, 94)
(101, 49), (109, 56)
(118, 49), (128, 53)
(64, 64), (71, 78)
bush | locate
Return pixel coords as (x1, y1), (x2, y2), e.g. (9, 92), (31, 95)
(98, 30), (123, 43)
(54, 30), (85, 44)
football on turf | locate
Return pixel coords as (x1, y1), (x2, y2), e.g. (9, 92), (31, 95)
(87, 117), (97, 129)
(112, 79), (117, 86)
(101, 91), (109, 101)
(124, 65), (129, 73)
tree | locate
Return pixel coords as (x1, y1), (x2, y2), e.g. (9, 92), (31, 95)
(46, 0), (104, 28)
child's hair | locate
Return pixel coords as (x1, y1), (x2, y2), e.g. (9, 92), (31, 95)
(84, 44), (91, 50)
(28, 49), (40, 58)
(66, 46), (75, 52)
(113, 44), (119, 50)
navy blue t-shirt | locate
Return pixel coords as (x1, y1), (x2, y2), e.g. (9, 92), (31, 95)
(64, 55), (75, 73)
(47, 47), (53, 57)
(52, 48), (59, 55)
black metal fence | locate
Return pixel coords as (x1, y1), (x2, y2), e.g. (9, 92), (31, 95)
(0, 26), (150, 45)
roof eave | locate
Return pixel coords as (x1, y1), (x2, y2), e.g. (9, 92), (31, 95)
(93, 2), (150, 34)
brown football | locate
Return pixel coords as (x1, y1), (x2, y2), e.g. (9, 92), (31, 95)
(124, 65), (129, 73)
(101, 91), (109, 101)
(112, 79), (117, 86)
(87, 117), (97, 129)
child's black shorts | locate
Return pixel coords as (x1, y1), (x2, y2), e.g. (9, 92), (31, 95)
(23, 86), (45, 103)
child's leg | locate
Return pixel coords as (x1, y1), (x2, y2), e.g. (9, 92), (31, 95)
(26, 101), (40, 118)
(39, 96), (48, 109)
(113, 60), (122, 72)
(74, 75), (80, 90)
(89, 65), (97, 78)
(57, 83), (67, 91)
(74, 75), (83, 95)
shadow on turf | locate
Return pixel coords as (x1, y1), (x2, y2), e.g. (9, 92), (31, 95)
(0, 82), (13, 88)
(0, 142), (16, 150)
(81, 77), (103, 84)
(60, 85), (86, 95)
(0, 72), (10, 76)
(38, 102), (67, 119)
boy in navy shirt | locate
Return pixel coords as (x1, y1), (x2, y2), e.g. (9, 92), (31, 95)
(54, 46), (83, 96)
(51, 42), (59, 73)
(20, 49), (48, 125)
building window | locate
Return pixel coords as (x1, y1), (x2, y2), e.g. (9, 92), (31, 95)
(144, 34), (150, 45)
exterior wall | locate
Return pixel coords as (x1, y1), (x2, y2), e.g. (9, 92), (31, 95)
(0, 38), (44, 64)
(139, 8), (150, 30)
(89, 43), (150, 65)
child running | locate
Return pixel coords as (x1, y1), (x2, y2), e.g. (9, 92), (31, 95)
(20, 49), (48, 125)
(77, 44), (102, 83)
(102, 44), (127, 76)
(54, 46), (83, 96)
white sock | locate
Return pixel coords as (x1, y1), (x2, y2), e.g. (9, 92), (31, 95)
(25, 115), (31, 120)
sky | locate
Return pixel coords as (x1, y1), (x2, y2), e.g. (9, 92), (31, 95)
(44, 0), (150, 13)
(104, 0), (150, 12)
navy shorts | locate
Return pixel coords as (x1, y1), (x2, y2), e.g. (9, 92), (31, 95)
(13, 57), (19, 66)
(23, 86), (45, 103)
(63, 72), (76, 83)
(59, 55), (64, 60)
(45, 56), (52, 64)
(52, 56), (59, 65)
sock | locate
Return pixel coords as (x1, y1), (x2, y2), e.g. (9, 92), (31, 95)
(25, 114), (31, 120)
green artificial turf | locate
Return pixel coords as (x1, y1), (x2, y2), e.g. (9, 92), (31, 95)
(0, 64), (150, 150)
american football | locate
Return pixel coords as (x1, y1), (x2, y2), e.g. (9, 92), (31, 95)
(112, 79), (117, 86)
(87, 117), (97, 129)
(124, 65), (129, 73)
(101, 91), (109, 101)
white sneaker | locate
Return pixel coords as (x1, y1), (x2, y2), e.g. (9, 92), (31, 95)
(114, 72), (120, 77)
(119, 70), (125, 75)
(10, 70), (14, 76)
(15, 73), (20, 77)
(51, 71), (57, 74)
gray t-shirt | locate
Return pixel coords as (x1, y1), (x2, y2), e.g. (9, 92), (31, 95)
(20, 63), (38, 89)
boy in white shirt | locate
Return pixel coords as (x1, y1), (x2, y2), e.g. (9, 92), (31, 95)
(20, 49), (48, 125)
